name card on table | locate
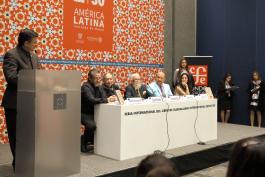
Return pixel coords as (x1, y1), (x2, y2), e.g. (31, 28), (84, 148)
(168, 96), (181, 102)
(115, 90), (125, 105)
(195, 94), (209, 100)
(205, 87), (214, 99)
(126, 97), (144, 104)
(148, 97), (163, 103)
(181, 95), (195, 101)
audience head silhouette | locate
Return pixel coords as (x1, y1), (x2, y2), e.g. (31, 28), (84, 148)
(145, 166), (179, 177)
(227, 137), (265, 177)
(136, 153), (178, 177)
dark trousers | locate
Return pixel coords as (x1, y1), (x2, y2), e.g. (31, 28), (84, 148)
(81, 113), (96, 147)
(4, 108), (17, 169)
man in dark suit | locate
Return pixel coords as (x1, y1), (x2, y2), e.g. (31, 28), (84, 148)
(1, 29), (39, 170)
(102, 73), (120, 97)
(81, 69), (116, 152)
(125, 73), (147, 99)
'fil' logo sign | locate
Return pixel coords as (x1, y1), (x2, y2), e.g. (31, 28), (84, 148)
(189, 65), (208, 86)
(73, 0), (85, 3)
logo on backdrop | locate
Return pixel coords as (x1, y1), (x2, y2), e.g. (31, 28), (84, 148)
(74, 0), (86, 3)
(64, 0), (113, 51)
(189, 65), (208, 86)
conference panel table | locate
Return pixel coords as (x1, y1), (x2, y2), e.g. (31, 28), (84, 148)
(94, 98), (217, 160)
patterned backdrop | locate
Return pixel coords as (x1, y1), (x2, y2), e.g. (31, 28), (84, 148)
(0, 0), (165, 144)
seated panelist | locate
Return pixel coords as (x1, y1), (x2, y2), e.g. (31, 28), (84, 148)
(81, 69), (116, 153)
(147, 71), (173, 98)
(125, 73), (147, 99)
(175, 73), (190, 96)
(102, 73), (120, 97)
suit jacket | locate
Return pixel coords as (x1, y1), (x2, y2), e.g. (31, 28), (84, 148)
(2, 46), (39, 109)
(217, 81), (234, 100)
(147, 82), (173, 98)
(81, 81), (108, 116)
(102, 84), (120, 97)
(125, 84), (147, 99)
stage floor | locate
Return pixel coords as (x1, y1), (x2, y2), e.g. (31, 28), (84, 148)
(0, 123), (265, 177)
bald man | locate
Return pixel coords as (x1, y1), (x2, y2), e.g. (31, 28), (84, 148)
(125, 73), (147, 99)
(102, 73), (120, 97)
(147, 71), (173, 97)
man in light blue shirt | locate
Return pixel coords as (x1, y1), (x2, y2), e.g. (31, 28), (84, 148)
(147, 71), (173, 97)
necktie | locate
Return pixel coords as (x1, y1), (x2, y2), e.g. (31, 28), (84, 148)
(159, 85), (166, 97)
(136, 89), (141, 97)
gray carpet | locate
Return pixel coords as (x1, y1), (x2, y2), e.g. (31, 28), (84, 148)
(184, 163), (228, 177)
(0, 123), (264, 177)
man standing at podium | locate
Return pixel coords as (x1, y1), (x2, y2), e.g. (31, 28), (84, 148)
(81, 69), (116, 152)
(1, 29), (39, 170)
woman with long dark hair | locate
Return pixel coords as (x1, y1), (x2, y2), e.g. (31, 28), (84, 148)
(248, 71), (264, 127)
(175, 73), (190, 96)
(173, 57), (195, 91)
(227, 137), (265, 177)
(218, 73), (234, 123)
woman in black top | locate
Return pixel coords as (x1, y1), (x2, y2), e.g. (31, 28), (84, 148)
(248, 71), (264, 127)
(218, 73), (234, 123)
(173, 57), (195, 92)
(175, 73), (190, 96)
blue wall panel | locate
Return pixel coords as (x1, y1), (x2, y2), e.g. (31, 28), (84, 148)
(197, 0), (265, 125)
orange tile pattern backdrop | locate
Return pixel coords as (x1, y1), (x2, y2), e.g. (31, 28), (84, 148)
(0, 0), (165, 144)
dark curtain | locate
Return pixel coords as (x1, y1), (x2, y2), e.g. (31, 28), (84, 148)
(197, 0), (265, 126)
